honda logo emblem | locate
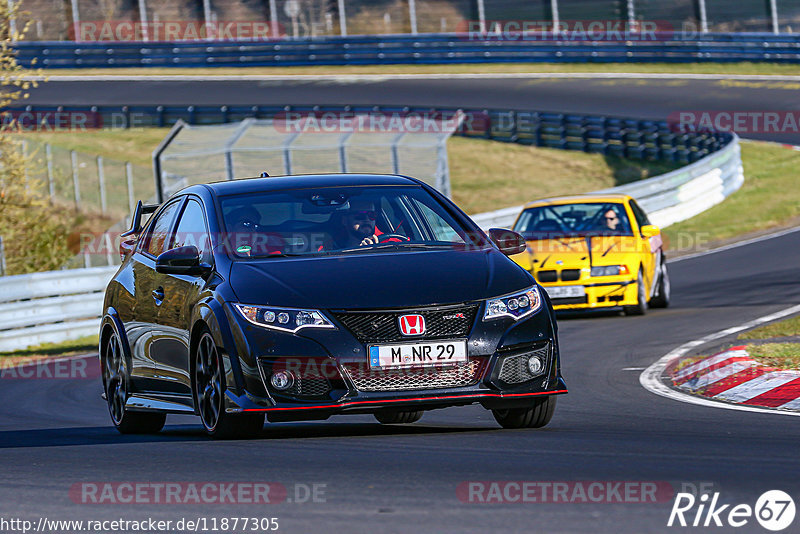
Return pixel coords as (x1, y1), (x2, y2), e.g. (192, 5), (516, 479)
(398, 314), (426, 336)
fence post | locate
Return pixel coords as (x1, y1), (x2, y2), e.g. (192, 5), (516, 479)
(269, 0), (278, 37)
(97, 156), (107, 215)
(0, 236), (5, 276)
(126, 162), (135, 217)
(337, 0), (347, 36)
(697, 0), (709, 33)
(409, 0), (418, 34)
(70, 0), (80, 42)
(70, 150), (81, 210)
(21, 139), (28, 191)
(476, 0), (486, 34)
(138, 0), (149, 41)
(7, 0), (16, 40)
(626, 0), (636, 27)
(202, 0), (213, 40)
(769, 0), (779, 34)
(45, 143), (55, 201)
(551, 0), (560, 35)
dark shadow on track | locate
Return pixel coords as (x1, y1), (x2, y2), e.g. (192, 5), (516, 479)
(0, 422), (498, 448)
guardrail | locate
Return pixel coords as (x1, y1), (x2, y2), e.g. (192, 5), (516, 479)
(14, 32), (800, 69)
(470, 133), (743, 230)
(0, 266), (116, 352)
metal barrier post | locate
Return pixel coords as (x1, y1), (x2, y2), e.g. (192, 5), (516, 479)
(551, 0), (560, 34)
(770, 0), (779, 34)
(476, 0), (486, 34)
(627, 0), (636, 27)
(70, 0), (80, 42)
(45, 143), (55, 201)
(269, 0), (279, 37)
(70, 150), (81, 209)
(409, 0), (418, 34)
(338, 0), (347, 36)
(202, 0), (213, 40)
(97, 156), (107, 214)
(126, 162), (135, 216)
(698, 0), (709, 33)
(0, 236), (6, 276)
(138, 0), (149, 41)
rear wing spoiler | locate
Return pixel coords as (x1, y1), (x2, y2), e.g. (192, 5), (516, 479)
(121, 200), (161, 238)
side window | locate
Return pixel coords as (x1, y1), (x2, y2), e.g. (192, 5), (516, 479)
(144, 200), (182, 257)
(629, 200), (651, 229)
(172, 199), (211, 263)
(412, 200), (465, 243)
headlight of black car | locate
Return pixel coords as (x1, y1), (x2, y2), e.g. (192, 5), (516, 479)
(483, 286), (542, 321)
(234, 304), (335, 333)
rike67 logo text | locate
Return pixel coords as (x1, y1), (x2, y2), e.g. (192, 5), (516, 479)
(668, 490), (796, 531)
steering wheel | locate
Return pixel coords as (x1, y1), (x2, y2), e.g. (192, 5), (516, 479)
(378, 233), (411, 243)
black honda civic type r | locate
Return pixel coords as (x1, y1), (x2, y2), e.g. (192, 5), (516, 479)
(100, 174), (567, 438)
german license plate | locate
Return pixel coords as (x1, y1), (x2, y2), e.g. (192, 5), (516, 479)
(545, 285), (586, 299)
(368, 341), (467, 369)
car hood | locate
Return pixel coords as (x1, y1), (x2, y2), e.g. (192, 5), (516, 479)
(228, 248), (532, 309)
(513, 235), (641, 271)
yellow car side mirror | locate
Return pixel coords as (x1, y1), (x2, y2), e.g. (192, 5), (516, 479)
(640, 224), (660, 238)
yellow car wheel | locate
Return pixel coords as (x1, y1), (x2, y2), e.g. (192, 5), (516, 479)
(624, 270), (648, 316)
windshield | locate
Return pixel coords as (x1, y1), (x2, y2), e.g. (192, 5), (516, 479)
(219, 186), (485, 258)
(514, 202), (633, 238)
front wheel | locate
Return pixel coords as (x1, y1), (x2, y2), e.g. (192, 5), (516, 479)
(492, 396), (557, 429)
(623, 270), (648, 316)
(194, 331), (264, 439)
(649, 260), (671, 309)
(103, 331), (166, 434)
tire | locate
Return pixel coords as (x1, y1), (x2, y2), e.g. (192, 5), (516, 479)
(374, 409), (424, 424)
(194, 330), (264, 439)
(492, 396), (557, 429)
(623, 270), (648, 316)
(102, 330), (166, 434)
(649, 259), (671, 309)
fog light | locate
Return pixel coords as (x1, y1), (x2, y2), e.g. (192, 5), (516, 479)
(270, 370), (294, 390)
(527, 355), (544, 375)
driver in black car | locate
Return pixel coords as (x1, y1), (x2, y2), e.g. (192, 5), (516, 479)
(331, 198), (381, 249)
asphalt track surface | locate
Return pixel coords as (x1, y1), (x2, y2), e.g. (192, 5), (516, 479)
(2, 229), (800, 533)
(25, 74), (800, 144)
(3, 75), (800, 533)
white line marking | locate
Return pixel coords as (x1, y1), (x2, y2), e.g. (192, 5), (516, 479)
(26, 73), (800, 83)
(714, 371), (800, 403)
(622, 367), (646, 371)
(639, 303), (800, 417)
(669, 225), (800, 264)
(673, 349), (748, 380)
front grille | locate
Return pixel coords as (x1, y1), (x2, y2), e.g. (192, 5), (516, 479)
(498, 344), (550, 384)
(537, 270), (558, 283)
(561, 269), (581, 281)
(342, 359), (485, 392)
(332, 304), (479, 344)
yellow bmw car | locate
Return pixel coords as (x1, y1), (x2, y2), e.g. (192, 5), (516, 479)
(509, 194), (670, 314)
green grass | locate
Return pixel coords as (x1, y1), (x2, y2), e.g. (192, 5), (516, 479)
(0, 335), (98, 360)
(744, 343), (800, 370)
(663, 141), (800, 252)
(739, 315), (800, 340)
(33, 62), (800, 77)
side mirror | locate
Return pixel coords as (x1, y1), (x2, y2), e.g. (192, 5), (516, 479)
(119, 237), (137, 260)
(488, 228), (527, 256)
(640, 224), (661, 238)
(155, 246), (210, 276)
